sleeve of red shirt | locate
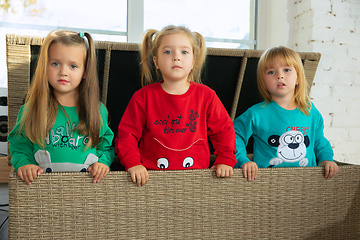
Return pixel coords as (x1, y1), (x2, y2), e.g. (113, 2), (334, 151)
(115, 91), (145, 170)
(206, 92), (237, 168)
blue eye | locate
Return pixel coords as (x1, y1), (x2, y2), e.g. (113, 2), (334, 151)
(52, 62), (59, 67)
(284, 68), (291, 72)
(182, 51), (188, 55)
(70, 65), (77, 69)
(165, 50), (171, 54)
(267, 70), (275, 75)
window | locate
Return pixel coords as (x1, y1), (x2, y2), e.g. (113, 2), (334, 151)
(143, 0), (257, 49)
(0, 0), (257, 87)
(0, 0), (127, 41)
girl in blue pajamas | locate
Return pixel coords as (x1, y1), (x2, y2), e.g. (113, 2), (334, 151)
(233, 46), (339, 181)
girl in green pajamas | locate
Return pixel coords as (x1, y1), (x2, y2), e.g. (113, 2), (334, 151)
(8, 30), (114, 185)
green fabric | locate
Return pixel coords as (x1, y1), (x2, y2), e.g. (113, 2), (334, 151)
(9, 103), (114, 172)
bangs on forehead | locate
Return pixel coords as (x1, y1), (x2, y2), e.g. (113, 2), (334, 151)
(263, 50), (297, 69)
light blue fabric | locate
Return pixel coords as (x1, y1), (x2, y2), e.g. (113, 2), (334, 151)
(233, 101), (334, 168)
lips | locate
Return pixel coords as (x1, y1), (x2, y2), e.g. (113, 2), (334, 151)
(172, 65), (182, 69)
(58, 79), (69, 84)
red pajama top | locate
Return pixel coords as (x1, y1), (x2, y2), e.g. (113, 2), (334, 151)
(115, 82), (236, 170)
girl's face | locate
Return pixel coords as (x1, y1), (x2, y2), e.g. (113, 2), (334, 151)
(47, 43), (86, 106)
(263, 58), (298, 102)
(153, 33), (195, 84)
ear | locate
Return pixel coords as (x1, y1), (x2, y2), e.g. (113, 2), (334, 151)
(268, 135), (280, 147)
(153, 56), (159, 69)
(304, 135), (310, 147)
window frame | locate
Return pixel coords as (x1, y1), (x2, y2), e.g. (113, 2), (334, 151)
(128, 0), (258, 49)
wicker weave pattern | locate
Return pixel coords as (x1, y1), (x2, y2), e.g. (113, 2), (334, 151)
(6, 44), (30, 132)
(8, 167), (360, 239)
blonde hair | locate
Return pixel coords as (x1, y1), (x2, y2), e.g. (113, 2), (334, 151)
(19, 30), (102, 149)
(257, 46), (311, 116)
(140, 25), (207, 86)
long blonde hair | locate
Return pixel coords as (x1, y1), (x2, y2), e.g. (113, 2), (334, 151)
(140, 25), (207, 86)
(257, 46), (311, 115)
(20, 30), (102, 149)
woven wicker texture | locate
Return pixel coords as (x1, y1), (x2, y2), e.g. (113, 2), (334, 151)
(8, 166), (360, 239)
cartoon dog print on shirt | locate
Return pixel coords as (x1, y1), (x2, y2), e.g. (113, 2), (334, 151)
(268, 130), (310, 167)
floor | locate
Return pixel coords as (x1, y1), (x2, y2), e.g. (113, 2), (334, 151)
(0, 183), (8, 240)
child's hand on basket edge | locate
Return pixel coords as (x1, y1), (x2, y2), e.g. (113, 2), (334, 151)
(128, 164), (149, 187)
(18, 164), (44, 185)
(210, 164), (233, 178)
(88, 162), (110, 183)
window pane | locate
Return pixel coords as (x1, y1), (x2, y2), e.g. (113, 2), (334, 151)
(0, 0), (127, 87)
(144, 0), (254, 49)
(1, 0), (127, 41)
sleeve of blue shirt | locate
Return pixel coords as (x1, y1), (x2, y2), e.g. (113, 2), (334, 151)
(233, 108), (255, 168)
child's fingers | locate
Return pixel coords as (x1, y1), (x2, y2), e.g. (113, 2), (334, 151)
(242, 167), (248, 179)
(24, 168), (36, 185)
(228, 168), (233, 177)
(247, 169), (253, 181)
(216, 167), (224, 177)
(28, 168), (35, 183)
(324, 165), (330, 178)
(17, 169), (25, 182)
(136, 171), (149, 187)
(102, 168), (109, 178)
(136, 173), (143, 187)
(145, 171), (149, 184)
(253, 166), (258, 179)
(88, 163), (109, 182)
(18, 166), (43, 185)
(141, 171), (149, 186)
(212, 164), (232, 178)
(91, 167), (100, 182)
(127, 166), (149, 186)
(23, 174), (31, 185)
(324, 164), (333, 178)
(37, 167), (44, 175)
(94, 168), (109, 183)
(327, 164), (339, 178)
(130, 172), (137, 184)
(141, 172), (147, 186)
(222, 168), (232, 178)
(243, 163), (258, 181)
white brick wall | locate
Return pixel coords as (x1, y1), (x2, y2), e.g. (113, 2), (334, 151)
(292, 0), (360, 164)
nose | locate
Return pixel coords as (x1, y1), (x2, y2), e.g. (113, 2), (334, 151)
(277, 73), (283, 79)
(59, 66), (67, 76)
(173, 52), (181, 62)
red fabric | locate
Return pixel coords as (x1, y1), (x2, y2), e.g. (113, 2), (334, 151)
(115, 82), (236, 170)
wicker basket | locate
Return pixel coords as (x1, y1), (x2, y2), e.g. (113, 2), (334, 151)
(7, 35), (357, 239)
